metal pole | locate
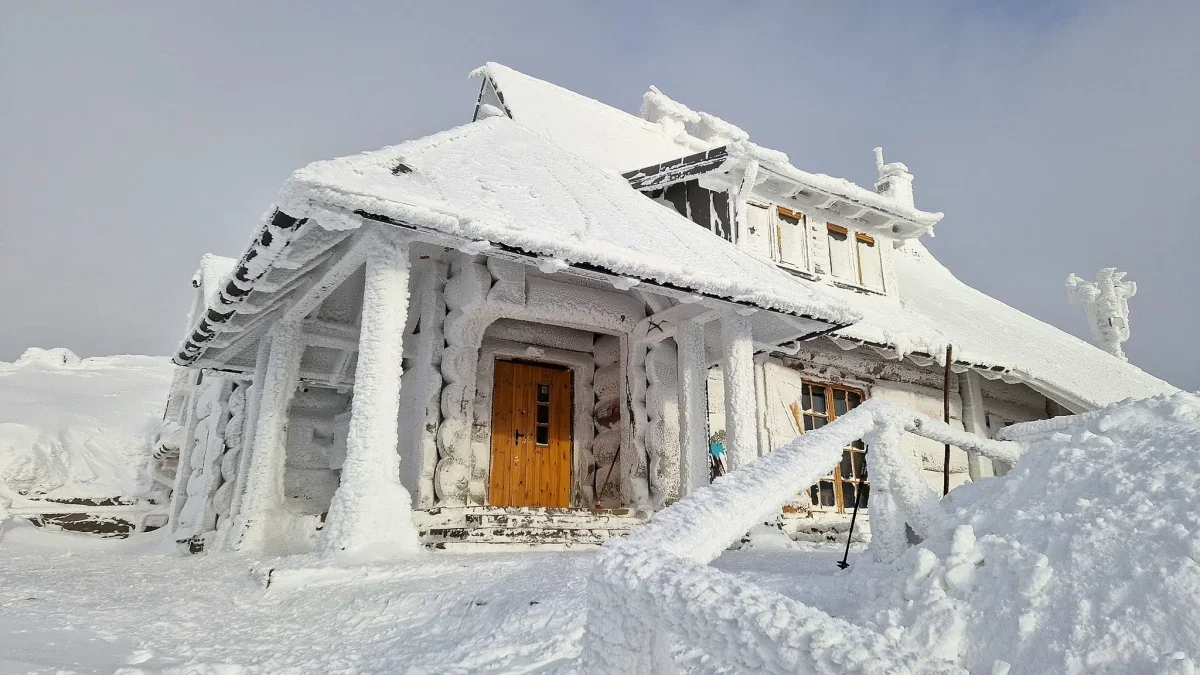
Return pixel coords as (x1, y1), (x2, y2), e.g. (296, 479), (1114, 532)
(837, 463), (866, 569)
(943, 344), (953, 496)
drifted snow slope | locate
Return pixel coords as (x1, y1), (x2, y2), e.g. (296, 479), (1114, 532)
(850, 392), (1200, 674)
(0, 348), (175, 500)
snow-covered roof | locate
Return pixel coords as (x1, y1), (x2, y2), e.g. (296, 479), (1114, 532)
(278, 116), (858, 325)
(471, 62), (717, 174)
(468, 64), (1174, 409)
(191, 253), (237, 308)
(823, 242), (1176, 410)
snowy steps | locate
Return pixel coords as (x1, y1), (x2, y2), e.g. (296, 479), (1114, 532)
(413, 506), (651, 548)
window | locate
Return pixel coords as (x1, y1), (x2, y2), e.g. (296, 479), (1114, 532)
(744, 202), (775, 260)
(856, 233), (885, 290)
(789, 382), (868, 512)
(775, 206), (808, 270)
(826, 224), (885, 292)
(826, 224), (856, 282)
(535, 383), (551, 446)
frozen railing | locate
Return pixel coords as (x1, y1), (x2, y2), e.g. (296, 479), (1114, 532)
(579, 399), (1024, 675)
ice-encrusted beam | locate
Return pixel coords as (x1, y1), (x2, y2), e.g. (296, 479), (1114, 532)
(720, 309), (757, 470)
(229, 318), (304, 552)
(675, 320), (709, 496)
(318, 229), (420, 557)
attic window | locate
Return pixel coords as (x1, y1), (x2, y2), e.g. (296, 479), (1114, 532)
(391, 162), (413, 175)
(826, 224), (885, 292)
(775, 206), (808, 270)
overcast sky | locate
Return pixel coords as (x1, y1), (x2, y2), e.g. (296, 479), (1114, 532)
(2, 1), (1197, 390)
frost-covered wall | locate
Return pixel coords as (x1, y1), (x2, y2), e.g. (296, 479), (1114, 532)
(171, 376), (248, 550)
(739, 337), (1061, 502)
(437, 254), (492, 505)
(398, 260), (447, 509)
(592, 334), (625, 507)
(281, 385), (350, 515)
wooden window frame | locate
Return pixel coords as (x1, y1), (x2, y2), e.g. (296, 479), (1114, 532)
(774, 205), (808, 272)
(788, 381), (869, 513)
(825, 224), (885, 292)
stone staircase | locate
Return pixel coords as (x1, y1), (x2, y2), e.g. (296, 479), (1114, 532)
(413, 506), (651, 550)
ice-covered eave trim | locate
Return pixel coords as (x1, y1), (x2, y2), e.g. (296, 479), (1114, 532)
(727, 143), (943, 240)
(623, 144), (943, 241)
(172, 209), (308, 367)
(349, 208), (854, 332)
(174, 201), (854, 371)
(825, 335), (1096, 414)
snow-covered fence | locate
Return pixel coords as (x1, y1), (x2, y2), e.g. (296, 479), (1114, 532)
(579, 399), (1023, 674)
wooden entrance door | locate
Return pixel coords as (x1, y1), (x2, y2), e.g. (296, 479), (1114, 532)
(488, 360), (573, 508)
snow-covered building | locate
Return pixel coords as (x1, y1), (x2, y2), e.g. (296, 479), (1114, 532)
(159, 63), (1176, 555)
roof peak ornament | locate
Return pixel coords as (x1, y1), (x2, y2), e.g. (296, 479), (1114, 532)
(1066, 268), (1137, 361)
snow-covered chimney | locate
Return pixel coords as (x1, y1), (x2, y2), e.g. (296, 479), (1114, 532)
(1066, 268), (1137, 361)
(873, 147), (915, 209)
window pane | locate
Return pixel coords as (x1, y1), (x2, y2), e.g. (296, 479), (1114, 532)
(536, 384), (550, 403)
(833, 389), (847, 416)
(811, 387), (826, 415)
(801, 388), (811, 412)
(803, 415), (816, 432)
(536, 405), (549, 425)
(535, 425), (549, 446)
(848, 391), (861, 408)
(776, 211), (806, 268)
(744, 203), (774, 259)
(827, 227), (855, 281)
(859, 483), (870, 507)
(810, 416), (827, 430)
(857, 237), (885, 291)
(819, 482), (836, 507)
(840, 451), (853, 478)
(842, 481), (858, 506)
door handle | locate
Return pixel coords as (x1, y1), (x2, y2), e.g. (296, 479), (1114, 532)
(514, 429), (525, 444)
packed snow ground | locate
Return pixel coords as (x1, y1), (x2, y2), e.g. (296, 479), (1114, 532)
(0, 523), (854, 674)
(0, 349), (174, 500)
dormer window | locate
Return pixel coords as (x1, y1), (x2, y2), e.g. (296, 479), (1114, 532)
(775, 206), (809, 270)
(826, 224), (885, 292)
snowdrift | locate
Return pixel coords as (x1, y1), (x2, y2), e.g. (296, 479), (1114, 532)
(0, 348), (176, 500)
(850, 392), (1200, 674)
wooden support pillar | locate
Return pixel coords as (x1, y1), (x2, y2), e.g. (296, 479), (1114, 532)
(230, 319), (303, 551)
(958, 370), (992, 480)
(675, 320), (709, 496)
(317, 229), (420, 557)
(720, 309), (757, 471)
(217, 333), (273, 550)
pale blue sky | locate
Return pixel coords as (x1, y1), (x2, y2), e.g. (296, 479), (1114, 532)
(2, 1), (1197, 388)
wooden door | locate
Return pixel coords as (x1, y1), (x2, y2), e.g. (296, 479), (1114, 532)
(488, 360), (573, 508)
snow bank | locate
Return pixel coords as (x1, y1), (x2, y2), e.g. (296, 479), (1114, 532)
(851, 392), (1200, 673)
(0, 350), (175, 499)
